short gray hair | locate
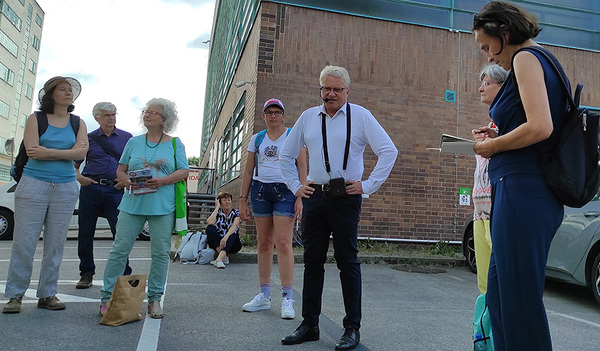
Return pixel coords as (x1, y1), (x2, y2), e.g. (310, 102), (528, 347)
(92, 102), (116, 117)
(319, 65), (351, 88)
(141, 98), (179, 133)
(479, 64), (509, 84)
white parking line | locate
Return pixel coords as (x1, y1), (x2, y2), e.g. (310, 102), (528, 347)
(447, 275), (466, 282)
(136, 265), (169, 351)
(547, 309), (600, 328)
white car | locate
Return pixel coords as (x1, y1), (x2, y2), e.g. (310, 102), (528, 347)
(0, 181), (149, 240)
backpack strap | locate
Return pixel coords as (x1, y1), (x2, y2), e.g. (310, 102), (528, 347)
(512, 46), (579, 111)
(70, 114), (80, 135)
(254, 130), (267, 177)
(35, 111), (48, 136)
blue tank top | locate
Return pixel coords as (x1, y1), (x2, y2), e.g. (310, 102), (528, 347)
(487, 47), (570, 182)
(22, 120), (77, 183)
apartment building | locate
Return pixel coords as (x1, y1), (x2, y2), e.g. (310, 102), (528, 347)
(0, 0), (43, 182)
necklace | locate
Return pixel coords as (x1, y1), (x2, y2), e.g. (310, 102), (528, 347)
(145, 133), (164, 148)
(144, 133), (163, 168)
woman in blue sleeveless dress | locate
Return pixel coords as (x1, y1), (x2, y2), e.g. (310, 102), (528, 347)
(473, 2), (570, 350)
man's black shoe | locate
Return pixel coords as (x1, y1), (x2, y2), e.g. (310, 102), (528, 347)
(76, 273), (93, 289)
(281, 324), (319, 345)
(335, 327), (360, 350)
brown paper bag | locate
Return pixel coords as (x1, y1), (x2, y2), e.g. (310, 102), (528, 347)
(100, 274), (147, 326)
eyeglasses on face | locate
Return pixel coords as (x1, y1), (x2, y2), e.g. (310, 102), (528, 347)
(264, 110), (284, 117)
(480, 80), (499, 88)
(142, 110), (162, 117)
(320, 86), (347, 94)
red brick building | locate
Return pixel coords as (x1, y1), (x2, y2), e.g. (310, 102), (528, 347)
(199, 1), (600, 243)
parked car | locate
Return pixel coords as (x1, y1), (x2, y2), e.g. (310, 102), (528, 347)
(462, 195), (600, 307)
(0, 181), (149, 240)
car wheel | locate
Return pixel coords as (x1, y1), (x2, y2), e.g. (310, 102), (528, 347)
(591, 251), (600, 307)
(137, 220), (150, 241)
(463, 224), (477, 274)
(0, 208), (14, 240)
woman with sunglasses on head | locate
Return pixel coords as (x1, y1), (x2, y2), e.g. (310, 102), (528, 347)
(3, 76), (88, 314)
(472, 2), (570, 350)
(239, 99), (307, 319)
(100, 98), (189, 319)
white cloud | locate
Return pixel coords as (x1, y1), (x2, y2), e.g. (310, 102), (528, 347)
(35, 0), (214, 157)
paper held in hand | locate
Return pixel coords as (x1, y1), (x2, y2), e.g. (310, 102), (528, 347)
(128, 168), (156, 195)
(439, 134), (476, 155)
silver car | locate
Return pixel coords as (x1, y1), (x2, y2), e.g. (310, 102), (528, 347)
(462, 195), (600, 307)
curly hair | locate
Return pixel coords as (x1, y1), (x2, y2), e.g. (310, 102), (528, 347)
(140, 98), (179, 133)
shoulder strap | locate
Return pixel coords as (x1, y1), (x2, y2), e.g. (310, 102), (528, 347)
(35, 111), (48, 136)
(321, 103), (351, 174)
(255, 129), (267, 151)
(89, 132), (120, 162)
(286, 127), (291, 136)
(254, 130), (267, 177)
(70, 114), (80, 135)
(513, 46), (579, 110)
(172, 137), (178, 171)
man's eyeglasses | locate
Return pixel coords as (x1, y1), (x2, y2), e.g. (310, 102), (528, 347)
(320, 86), (347, 94)
(264, 111), (284, 117)
(142, 110), (162, 117)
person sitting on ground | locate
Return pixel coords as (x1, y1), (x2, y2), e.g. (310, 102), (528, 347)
(206, 191), (242, 269)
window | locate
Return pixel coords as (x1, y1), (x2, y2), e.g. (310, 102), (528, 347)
(28, 59), (36, 73)
(25, 84), (33, 99)
(19, 0), (25, 5)
(0, 29), (19, 57)
(21, 113), (27, 128)
(35, 13), (42, 27)
(0, 100), (10, 119)
(1, 1), (22, 30)
(219, 95), (245, 185)
(32, 35), (40, 50)
(0, 62), (15, 85)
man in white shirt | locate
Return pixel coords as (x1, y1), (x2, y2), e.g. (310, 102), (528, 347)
(280, 66), (398, 350)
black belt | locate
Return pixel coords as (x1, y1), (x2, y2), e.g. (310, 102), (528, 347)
(309, 183), (331, 192)
(85, 176), (116, 186)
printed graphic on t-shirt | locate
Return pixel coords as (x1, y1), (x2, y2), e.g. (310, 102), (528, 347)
(264, 145), (278, 158)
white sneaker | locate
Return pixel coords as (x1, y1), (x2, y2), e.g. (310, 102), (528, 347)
(223, 256), (229, 265)
(209, 260), (216, 266)
(242, 293), (271, 312)
(215, 261), (225, 269)
(281, 298), (295, 319)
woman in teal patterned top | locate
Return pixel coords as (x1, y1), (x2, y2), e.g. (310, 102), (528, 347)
(100, 98), (189, 319)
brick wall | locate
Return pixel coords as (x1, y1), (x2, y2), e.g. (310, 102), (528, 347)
(210, 2), (600, 242)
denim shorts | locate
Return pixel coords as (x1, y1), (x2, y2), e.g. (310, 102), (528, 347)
(250, 180), (295, 218)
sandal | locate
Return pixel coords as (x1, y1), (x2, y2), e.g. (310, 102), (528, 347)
(100, 302), (109, 316)
(148, 300), (164, 319)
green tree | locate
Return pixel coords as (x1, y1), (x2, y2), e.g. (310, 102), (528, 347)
(187, 156), (199, 167)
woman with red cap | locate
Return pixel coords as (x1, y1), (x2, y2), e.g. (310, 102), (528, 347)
(239, 98), (307, 319)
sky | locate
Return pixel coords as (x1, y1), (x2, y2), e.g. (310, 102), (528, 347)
(34, 0), (215, 157)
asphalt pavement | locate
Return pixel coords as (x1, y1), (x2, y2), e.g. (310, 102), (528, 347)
(0, 231), (599, 351)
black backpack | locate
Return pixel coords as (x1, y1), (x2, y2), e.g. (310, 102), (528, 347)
(11, 112), (81, 182)
(517, 46), (600, 208)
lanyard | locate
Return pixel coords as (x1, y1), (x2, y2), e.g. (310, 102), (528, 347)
(321, 103), (351, 175)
